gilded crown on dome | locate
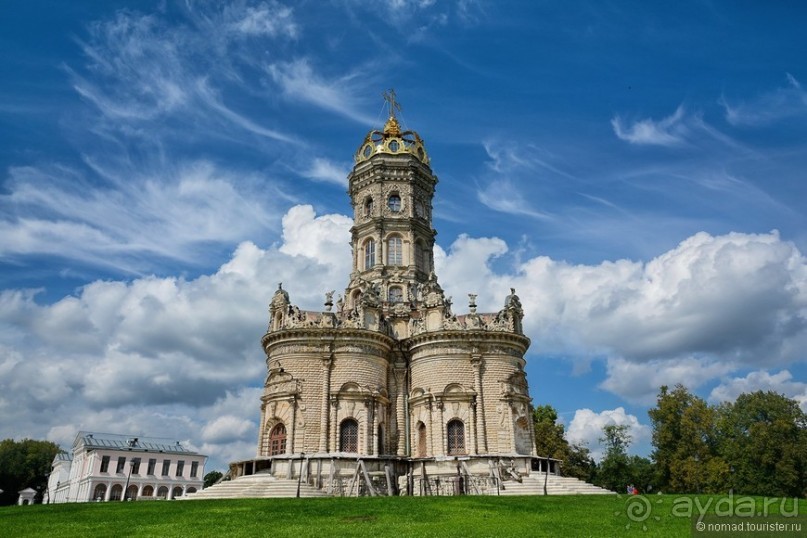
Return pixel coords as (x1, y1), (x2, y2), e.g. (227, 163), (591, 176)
(354, 90), (429, 165)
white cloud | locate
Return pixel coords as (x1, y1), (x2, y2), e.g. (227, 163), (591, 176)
(267, 58), (375, 125)
(225, 1), (298, 38)
(72, 12), (191, 121)
(611, 105), (688, 146)
(599, 357), (736, 405)
(70, 5), (300, 144)
(483, 140), (575, 180)
(0, 161), (279, 272)
(566, 407), (650, 461)
(278, 205), (352, 271)
(0, 205), (351, 470)
(195, 80), (298, 143)
(435, 229), (807, 402)
(201, 415), (256, 444)
(434, 234), (508, 308)
(709, 370), (807, 412)
(2, 200), (806, 469)
(476, 179), (552, 219)
(302, 157), (350, 186)
(475, 141), (565, 219)
(720, 73), (807, 126)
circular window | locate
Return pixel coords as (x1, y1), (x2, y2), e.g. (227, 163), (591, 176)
(389, 140), (399, 152)
(388, 194), (401, 212)
(363, 144), (372, 158)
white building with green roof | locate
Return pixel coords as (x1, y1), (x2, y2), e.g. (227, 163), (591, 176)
(47, 431), (207, 503)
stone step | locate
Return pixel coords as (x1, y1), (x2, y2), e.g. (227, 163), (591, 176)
(496, 476), (615, 496)
(184, 478), (329, 500)
(185, 473), (614, 499)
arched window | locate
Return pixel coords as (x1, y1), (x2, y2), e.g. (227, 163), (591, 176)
(387, 236), (403, 266)
(142, 485), (154, 497)
(172, 486), (183, 498)
(186, 487), (197, 494)
(125, 485), (138, 501)
(157, 486), (169, 499)
(364, 197), (373, 217)
(93, 484), (107, 501)
(417, 422), (427, 457)
(340, 418), (359, 453)
(269, 423), (287, 456)
(415, 242), (425, 272)
(447, 419), (466, 455)
(388, 286), (403, 303)
(110, 484), (123, 501)
(364, 240), (375, 270)
(388, 194), (401, 212)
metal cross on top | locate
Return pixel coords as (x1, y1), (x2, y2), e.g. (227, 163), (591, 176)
(382, 88), (401, 118)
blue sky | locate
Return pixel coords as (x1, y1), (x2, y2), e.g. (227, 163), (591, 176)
(1, 1), (806, 469)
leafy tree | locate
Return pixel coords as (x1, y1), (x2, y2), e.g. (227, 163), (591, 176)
(593, 424), (631, 491)
(563, 443), (596, 482)
(0, 439), (61, 505)
(532, 405), (568, 459)
(625, 455), (655, 494)
(648, 384), (726, 493)
(532, 405), (595, 481)
(716, 391), (807, 497)
(204, 470), (224, 488)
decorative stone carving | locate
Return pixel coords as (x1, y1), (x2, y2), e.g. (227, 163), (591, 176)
(442, 315), (464, 331)
(264, 370), (301, 396)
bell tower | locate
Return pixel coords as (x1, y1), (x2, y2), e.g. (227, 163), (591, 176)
(345, 90), (438, 311)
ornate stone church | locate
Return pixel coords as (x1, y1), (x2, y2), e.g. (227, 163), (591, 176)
(190, 95), (610, 498)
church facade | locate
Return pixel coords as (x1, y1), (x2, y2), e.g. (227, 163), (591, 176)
(225, 98), (553, 496)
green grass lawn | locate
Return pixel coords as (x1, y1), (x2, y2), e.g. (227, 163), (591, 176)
(1, 495), (804, 538)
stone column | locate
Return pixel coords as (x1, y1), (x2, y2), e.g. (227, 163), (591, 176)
(288, 396), (297, 455)
(427, 399), (435, 456)
(437, 398), (446, 456)
(393, 365), (407, 456)
(320, 356), (333, 452)
(508, 402), (517, 453)
(330, 396), (339, 451)
(104, 482), (112, 502)
(471, 354), (488, 453)
(469, 398), (478, 455)
(258, 402), (267, 456)
(367, 398), (376, 455)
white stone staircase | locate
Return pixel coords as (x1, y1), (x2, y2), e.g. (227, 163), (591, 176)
(185, 472), (612, 499)
(497, 475), (614, 496)
(183, 473), (329, 500)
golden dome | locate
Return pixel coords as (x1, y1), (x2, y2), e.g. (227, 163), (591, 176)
(355, 91), (429, 165)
